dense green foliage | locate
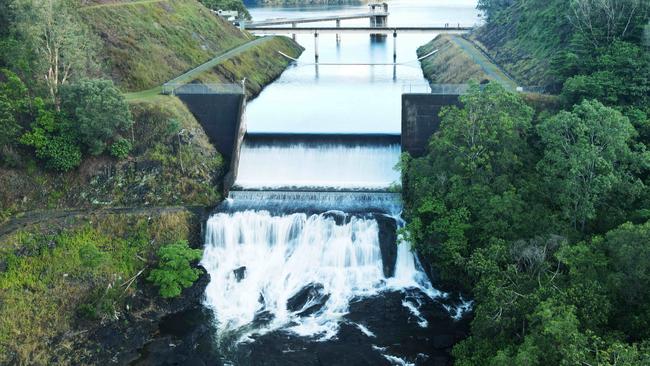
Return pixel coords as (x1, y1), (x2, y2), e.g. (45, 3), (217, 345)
(404, 82), (650, 364)
(60, 79), (133, 156)
(406, 7), (650, 362)
(147, 240), (203, 298)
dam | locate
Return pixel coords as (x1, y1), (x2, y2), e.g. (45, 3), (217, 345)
(137, 1), (481, 364)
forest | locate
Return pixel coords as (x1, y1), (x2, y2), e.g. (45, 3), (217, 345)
(403, 0), (650, 364)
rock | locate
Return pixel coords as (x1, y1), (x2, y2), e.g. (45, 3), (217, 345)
(286, 283), (329, 316)
(375, 214), (397, 278)
(233, 266), (246, 281)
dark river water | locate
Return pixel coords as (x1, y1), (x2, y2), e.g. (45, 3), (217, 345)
(134, 1), (480, 365)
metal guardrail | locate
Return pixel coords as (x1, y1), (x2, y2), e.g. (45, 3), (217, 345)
(403, 83), (548, 95)
(402, 83), (470, 95)
(162, 83), (244, 95)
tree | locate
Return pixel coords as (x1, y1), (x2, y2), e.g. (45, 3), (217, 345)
(561, 41), (650, 109)
(13, 0), (99, 104)
(476, 0), (515, 20)
(403, 83), (536, 286)
(0, 69), (30, 164)
(60, 79), (133, 156)
(568, 0), (649, 50)
(147, 241), (203, 299)
(537, 100), (642, 233)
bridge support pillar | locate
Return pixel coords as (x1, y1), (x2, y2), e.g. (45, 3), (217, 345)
(292, 22), (297, 41)
(314, 31), (319, 62)
(336, 19), (341, 43)
(393, 31), (397, 63)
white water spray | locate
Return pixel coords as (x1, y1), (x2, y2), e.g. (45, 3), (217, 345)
(201, 208), (443, 341)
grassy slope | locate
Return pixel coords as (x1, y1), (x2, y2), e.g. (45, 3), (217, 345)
(468, 0), (571, 87)
(418, 34), (490, 84)
(417, 34), (559, 112)
(80, 0), (252, 91)
(193, 35), (303, 97)
(0, 208), (203, 365)
(417, 34), (516, 89)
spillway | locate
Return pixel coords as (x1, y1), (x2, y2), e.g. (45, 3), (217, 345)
(234, 134), (402, 191)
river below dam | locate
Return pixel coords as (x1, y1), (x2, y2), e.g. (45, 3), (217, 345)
(135, 1), (480, 365)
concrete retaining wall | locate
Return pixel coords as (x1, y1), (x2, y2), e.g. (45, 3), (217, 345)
(176, 93), (245, 194)
(401, 93), (462, 157)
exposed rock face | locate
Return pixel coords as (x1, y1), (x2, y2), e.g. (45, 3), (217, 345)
(66, 267), (211, 365)
(375, 214), (398, 277)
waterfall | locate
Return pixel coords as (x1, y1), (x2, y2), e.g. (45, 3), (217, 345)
(201, 209), (444, 342)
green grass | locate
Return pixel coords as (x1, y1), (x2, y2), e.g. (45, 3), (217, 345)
(0, 210), (199, 365)
(418, 34), (516, 89)
(192, 35), (303, 97)
(80, 0), (251, 91)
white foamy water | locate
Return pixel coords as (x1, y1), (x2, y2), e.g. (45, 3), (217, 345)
(201, 209), (441, 341)
(234, 143), (401, 190)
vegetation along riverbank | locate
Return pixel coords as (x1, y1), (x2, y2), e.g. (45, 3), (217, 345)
(406, 0), (650, 364)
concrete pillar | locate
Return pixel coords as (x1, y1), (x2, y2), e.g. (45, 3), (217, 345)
(336, 19), (341, 43)
(292, 22), (297, 41)
(314, 31), (319, 62)
(393, 31), (397, 63)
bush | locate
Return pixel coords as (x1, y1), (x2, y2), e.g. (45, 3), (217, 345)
(109, 137), (132, 159)
(147, 240), (202, 298)
(60, 79), (133, 156)
(20, 101), (82, 172)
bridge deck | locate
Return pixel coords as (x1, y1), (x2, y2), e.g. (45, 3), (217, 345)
(246, 26), (472, 35)
(245, 12), (389, 27)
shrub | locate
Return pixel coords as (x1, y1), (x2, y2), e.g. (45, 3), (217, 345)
(109, 137), (132, 159)
(60, 79), (133, 156)
(147, 240), (202, 298)
(20, 101), (82, 172)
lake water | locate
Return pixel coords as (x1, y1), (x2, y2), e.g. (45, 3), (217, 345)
(244, 0), (482, 134)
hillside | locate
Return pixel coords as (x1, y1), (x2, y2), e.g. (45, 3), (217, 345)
(79, 0), (252, 91)
(468, 0), (572, 88)
(417, 34), (516, 89)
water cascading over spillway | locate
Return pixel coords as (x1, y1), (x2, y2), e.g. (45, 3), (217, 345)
(234, 134), (402, 191)
(202, 207), (446, 341)
(199, 136), (460, 350)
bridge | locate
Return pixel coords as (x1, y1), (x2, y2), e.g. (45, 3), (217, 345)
(243, 2), (389, 29)
(245, 26), (472, 35)
(244, 12), (390, 27)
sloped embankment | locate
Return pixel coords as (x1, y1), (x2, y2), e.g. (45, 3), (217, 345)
(79, 0), (252, 91)
(191, 36), (304, 98)
(417, 34), (516, 89)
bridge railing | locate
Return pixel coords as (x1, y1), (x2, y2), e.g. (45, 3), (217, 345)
(162, 83), (244, 95)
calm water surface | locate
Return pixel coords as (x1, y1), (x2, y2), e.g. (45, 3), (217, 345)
(244, 0), (482, 134)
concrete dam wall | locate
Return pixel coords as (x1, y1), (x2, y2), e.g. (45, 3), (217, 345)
(401, 94), (462, 157)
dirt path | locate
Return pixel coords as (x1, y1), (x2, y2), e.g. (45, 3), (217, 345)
(0, 206), (208, 238)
